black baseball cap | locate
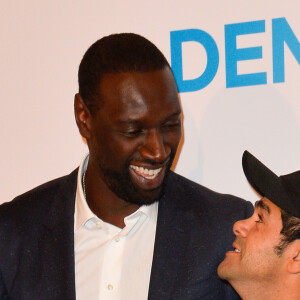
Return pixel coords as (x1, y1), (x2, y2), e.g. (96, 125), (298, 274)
(242, 150), (300, 219)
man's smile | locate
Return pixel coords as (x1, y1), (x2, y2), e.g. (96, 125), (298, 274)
(128, 162), (169, 190)
(226, 242), (242, 255)
(233, 243), (241, 254)
(129, 165), (163, 179)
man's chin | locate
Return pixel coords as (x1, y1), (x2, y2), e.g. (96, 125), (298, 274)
(129, 186), (163, 206)
(217, 262), (227, 280)
(217, 259), (238, 282)
(113, 179), (163, 205)
(124, 165), (170, 205)
(101, 162), (171, 206)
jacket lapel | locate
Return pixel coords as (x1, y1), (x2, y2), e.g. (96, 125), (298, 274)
(148, 190), (192, 300)
(38, 169), (77, 300)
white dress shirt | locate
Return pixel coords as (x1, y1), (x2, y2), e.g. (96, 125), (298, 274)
(74, 155), (158, 300)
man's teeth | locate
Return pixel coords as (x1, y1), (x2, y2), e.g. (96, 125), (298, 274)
(130, 165), (162, 179)
(234, 248), (241, 253)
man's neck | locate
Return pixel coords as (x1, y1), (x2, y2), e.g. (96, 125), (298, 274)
(84, 165), (139, 229)
(232, 279), (300, 300)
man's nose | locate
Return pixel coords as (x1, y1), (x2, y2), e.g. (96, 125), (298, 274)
(139, 129), (170, 163)
(233, 218), (251, 238)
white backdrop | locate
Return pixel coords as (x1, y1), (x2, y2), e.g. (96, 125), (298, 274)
(1, 0), (299, 204)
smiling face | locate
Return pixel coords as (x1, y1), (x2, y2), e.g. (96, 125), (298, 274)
(218, 198), (286, 286)
(85, 67), (181, 205)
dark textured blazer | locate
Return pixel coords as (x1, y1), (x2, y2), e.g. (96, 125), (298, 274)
(0, 170), (253, 300)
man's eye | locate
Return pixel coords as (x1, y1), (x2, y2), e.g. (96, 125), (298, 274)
(122, 130), (142, 137)
(255, 214), (263, 223)
(163, 122), (180, 129)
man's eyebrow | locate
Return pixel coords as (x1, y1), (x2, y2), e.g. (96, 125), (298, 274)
(255, 200), (271, 214)
(116, 119), (141, 125)
(164, 110), (182, 119)
(116, 110), (182, 124)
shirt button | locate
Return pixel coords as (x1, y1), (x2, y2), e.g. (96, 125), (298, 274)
(115, 236), (120, 242)
(96, 222), (102, 229)
(107, 284), (114, 291)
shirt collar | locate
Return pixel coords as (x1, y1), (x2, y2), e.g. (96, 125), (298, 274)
(74, 154), (159, 232)
(74, 153), (92, 232)
(135, 202), (158, 224)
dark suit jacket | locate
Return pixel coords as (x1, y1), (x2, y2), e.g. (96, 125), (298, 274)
(0, 170), (253, 299)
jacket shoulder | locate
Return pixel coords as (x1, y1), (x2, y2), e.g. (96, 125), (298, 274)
(166, 171), (253, 219)
(0, 169), (78, 224)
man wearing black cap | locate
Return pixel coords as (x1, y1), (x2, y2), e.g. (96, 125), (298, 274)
(218, 151), (300, 300)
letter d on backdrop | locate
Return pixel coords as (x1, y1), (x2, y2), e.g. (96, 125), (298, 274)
(170, 29), (219, 93)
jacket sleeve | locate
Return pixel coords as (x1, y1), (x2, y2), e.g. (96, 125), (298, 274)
(0, 268), (9, 299)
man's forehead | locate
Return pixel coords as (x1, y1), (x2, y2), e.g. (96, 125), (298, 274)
(101, 68), (175, 83)
(99, 69), (179, 106)
(91, 69), (180, 124)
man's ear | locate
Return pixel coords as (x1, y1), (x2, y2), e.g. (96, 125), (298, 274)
(74, 93), (92, 139)
(286, 240), (300, 274)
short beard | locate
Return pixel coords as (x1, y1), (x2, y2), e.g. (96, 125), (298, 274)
(98, 156), (174, 206)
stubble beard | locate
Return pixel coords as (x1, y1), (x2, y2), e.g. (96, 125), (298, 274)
(98, 154), (175, 206)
